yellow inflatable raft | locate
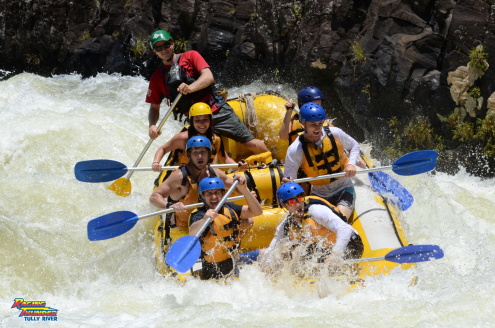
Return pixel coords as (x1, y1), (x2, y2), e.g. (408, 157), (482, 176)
(222, 93), (289, 162)
(150, 162), (413, 281)
(149, 93), (414, 284)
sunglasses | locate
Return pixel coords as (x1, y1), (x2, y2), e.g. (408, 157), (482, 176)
(154, 43), (172, 52)
(202, 189), (224, 198)
(284, 196), (305, 206)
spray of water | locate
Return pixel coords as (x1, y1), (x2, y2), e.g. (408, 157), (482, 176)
(1, 73), (494, 327)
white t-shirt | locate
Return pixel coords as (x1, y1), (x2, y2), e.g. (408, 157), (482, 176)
(284, 126), (360, 198)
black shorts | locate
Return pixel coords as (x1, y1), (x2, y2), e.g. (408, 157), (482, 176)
(322, 187), (356, 211)
(201, 258), (235, 280)
(212, 104), (255, 143)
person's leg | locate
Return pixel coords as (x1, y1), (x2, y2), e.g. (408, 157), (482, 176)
(242, 138), (269, 153)
(336, 188), (356, 222)
(322, 187), (356, 222)
(337, 204), (352, 221)
(213, 105), (269, 154)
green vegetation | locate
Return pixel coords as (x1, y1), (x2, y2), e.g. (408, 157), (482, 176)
(361, 83), (371, 98)
(80, 31), (90, 41)
(452, 121), (475, 142)
(25, 53), (40, 65)
(174, 37), (188, 53)
(475, 115), (495, 157)
(467, 86), (481, 99)
(442, 112), (462, 127)
(449, 115), (495, 157)
(388, 116), (400, 134)
(291, 1), (302, 18)
(468, 45), (489, 72)
(348, 36), (367, 65)
(385, 117), (445, 159)
(131, 39), (147, 57)
(438, 109), (495, 160)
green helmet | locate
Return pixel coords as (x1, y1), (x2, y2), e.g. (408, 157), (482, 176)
(149, 30), (173, 49)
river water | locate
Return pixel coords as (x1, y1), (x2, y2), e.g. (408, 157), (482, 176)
(1, 72), (494, 327)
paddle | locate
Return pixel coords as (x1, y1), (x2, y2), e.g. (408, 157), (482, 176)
(75, 159), (239, 183)
(343, 244), (444, 264)
(107, 93), (183, 197)
(87, 195), (245, 241)
(293, 150), (437, 184)
(368, 171), (414, 211)
(166, 180), (240, 273)
(237, 245), (444, 266)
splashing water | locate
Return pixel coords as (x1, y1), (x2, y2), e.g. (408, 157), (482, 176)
(1, 73), (494, 327)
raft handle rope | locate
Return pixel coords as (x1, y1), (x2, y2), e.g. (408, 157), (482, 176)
(239, 93), (259, 138)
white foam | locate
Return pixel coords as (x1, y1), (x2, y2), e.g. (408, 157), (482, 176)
(1, 73), (494, 327)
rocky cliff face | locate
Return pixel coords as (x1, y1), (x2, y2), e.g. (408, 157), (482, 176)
(1, 0), (494, 175)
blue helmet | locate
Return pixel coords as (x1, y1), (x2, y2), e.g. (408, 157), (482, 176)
(277, 182), (304, 205)
(199, 177), (225, 194)
(297, 87), (324, 106)
(185, 136), (212, 153)
(299, 102), (326, 123)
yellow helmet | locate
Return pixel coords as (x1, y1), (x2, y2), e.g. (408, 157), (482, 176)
(189, 102), (212, 117)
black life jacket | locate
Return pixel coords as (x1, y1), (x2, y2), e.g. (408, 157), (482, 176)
(159, 53), (226, 120)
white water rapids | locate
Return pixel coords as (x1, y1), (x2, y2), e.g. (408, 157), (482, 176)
(1, 72), (494, 327)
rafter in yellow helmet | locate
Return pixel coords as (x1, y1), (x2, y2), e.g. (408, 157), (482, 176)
(189, 102), (212, 117)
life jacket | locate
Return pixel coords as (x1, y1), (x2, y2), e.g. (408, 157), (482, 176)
(167, 133), (221, 166)
(288, 114), (305, 144)
(159, 53), (226, 119)
(198, 205), (241, 263)
(283, 196), (347, 254)
(299, 126), (349, 185)
(167, 165), (218, 228)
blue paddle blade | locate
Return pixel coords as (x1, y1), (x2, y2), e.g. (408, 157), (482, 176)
(369, 171), (414, 211)
(385, 245), (444, 263)
(87, 211), (139, 241)
(166, 236), (202, 273)
(238, 249), (261, 265)
(392, 150), (438, 176)
(75, 159), (128, 182)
